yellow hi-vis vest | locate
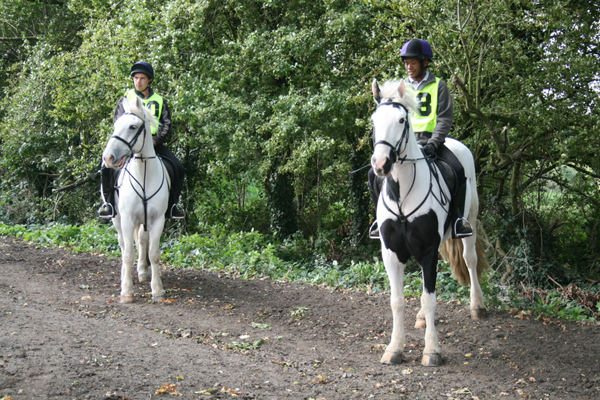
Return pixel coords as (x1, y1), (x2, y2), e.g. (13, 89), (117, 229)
(407, 77), (440, 133)
(126, 89), (163, 135)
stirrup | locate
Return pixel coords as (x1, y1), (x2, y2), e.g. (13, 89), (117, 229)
(169, 204), (185, 219)
(369, 221), (380, 239)
(454, 218), (473, 238)
(98, 203), (115, 219)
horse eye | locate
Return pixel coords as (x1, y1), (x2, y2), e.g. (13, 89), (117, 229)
(130, 125), (137, 130)
(399, 118), (405, 123)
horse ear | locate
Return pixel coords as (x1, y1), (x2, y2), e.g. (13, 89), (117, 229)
(372, 79), (381, 104)
(122, 97), (131, 113)
(398, 80), (406, 99)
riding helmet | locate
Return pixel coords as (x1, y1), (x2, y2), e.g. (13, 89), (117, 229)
(400, 39), (433, 61)
(130, 61), (154, 79)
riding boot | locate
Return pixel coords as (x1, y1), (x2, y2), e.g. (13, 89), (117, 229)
(98, 167), (116, 219)
(453, 182), (473, 238)
(167, 178), (185, 219)
(367, 168), (382, 239)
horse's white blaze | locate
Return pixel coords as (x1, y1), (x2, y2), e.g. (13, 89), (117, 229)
(102, 97), (169, 303)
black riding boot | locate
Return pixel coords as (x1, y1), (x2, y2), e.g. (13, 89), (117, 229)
(367, 168), (383, 239)
(167, 177), (185, 219)
(453, 182), (473, 238)
(98, 167), (116, 219)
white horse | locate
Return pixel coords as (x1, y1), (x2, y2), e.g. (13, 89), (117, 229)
(370, 79), (487, 366)
(102, 96), (169, 303)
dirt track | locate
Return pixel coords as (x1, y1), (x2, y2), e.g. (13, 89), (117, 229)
(1, 236), (599, 399)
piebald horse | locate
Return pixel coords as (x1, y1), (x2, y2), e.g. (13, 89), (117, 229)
(370, 79), (487, 366)
(102, 96), (169, 303)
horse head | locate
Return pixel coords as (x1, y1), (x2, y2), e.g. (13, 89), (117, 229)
(370, 79), (417, 176)
(102, 96), (158, 170)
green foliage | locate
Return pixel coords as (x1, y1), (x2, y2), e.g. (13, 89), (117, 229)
(0, 221), (119, 256)
(1, 0), (599, 286)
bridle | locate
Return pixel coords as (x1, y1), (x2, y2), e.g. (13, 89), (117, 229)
(372, 101), (413, 164)
(109, 113), (147, 156)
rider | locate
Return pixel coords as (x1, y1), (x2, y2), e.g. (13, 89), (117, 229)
(98, 61), (185, 219)
(368, 39), (473, 238)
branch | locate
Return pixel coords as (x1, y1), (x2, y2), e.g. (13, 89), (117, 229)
(54, 175), (95, 192)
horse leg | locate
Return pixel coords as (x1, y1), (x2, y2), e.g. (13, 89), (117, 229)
(135, 225), (151, 283)
(420, 258), (442, 366)
(462, 234), (487, 319)
(415, 307), (426, 328)
(119, 223), (136, 303)
(148, 217), (166, 303)
(380, 249), (406, 365)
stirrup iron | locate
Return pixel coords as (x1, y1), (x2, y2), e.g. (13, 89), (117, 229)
(98, 202), (116, 219)
(369, 221), (380, 240)
(454, 217), (473, 238)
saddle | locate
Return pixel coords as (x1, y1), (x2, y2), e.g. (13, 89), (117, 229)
(158, 156), (176, 190)
(432, 157), (459, 196)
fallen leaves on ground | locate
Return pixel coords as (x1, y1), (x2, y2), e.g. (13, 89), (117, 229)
(156, 383), (182, 396)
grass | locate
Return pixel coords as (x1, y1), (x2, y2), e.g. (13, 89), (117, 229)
(0, 221), (598, 324)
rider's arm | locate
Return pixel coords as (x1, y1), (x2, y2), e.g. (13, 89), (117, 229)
(428, 79), (453, 149)
(154, 100), (171, 146)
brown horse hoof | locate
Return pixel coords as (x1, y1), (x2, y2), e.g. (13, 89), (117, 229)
(120, 295), (134, 303)
(380, 350), (404, 365)
(471, 308), (488, 320)
(421, 352), (443, 366)
(415, 318), (426, 328)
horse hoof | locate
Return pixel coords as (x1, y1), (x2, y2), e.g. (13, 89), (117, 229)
(138, 276), (151, 283)
(471, 308), (488, 320)
(380, 350), (404, 365)
(153, 295), (165, 303)
(421, 352), (443, 367)
(415, 318), (426, 329)
(120, 295), (134, 303)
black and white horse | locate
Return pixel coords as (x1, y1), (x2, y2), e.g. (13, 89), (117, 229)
(370, 79), (487, 366)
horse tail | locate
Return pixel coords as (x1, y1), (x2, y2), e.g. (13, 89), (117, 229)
(439, 223), (489, 286)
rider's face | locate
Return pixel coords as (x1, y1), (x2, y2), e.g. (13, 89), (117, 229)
(404, 59), (429, 81)
(132, 73), (152, 92)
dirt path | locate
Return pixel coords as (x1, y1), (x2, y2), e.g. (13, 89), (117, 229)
(1, 236), (599, 399)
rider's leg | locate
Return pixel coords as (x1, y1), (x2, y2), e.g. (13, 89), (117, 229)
(155, 145), (185, 219)
(437, 144), (472, 238)
(452, 182), (473, 238)
(98, 167), (116, 218)
(368, 167), (382, 238)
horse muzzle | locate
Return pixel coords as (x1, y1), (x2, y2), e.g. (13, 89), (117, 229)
(103, 154), (129, 170)
(371, 155), (392, 176)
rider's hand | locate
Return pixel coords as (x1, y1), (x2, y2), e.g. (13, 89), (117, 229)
(422, 143), (436, 158)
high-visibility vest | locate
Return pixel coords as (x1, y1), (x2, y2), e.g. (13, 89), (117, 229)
(126, 89), (163, 135)
(407, 77), (440, 133)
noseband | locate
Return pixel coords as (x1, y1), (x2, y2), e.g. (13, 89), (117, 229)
(110, 112), (147, 155)
(373, 102), (410, 164)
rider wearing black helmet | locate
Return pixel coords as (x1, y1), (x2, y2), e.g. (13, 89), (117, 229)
(98, 61), (186, 219)
(368, 39), (473, 238)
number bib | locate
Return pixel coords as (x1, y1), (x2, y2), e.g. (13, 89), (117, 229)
(407, 77), (440, 133)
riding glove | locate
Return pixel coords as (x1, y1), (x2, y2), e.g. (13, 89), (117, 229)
(422, 143), (437, 158)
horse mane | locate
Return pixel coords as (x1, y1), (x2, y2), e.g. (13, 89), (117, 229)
(378, 80), (418, 112)
(126, 97), (159, 132)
